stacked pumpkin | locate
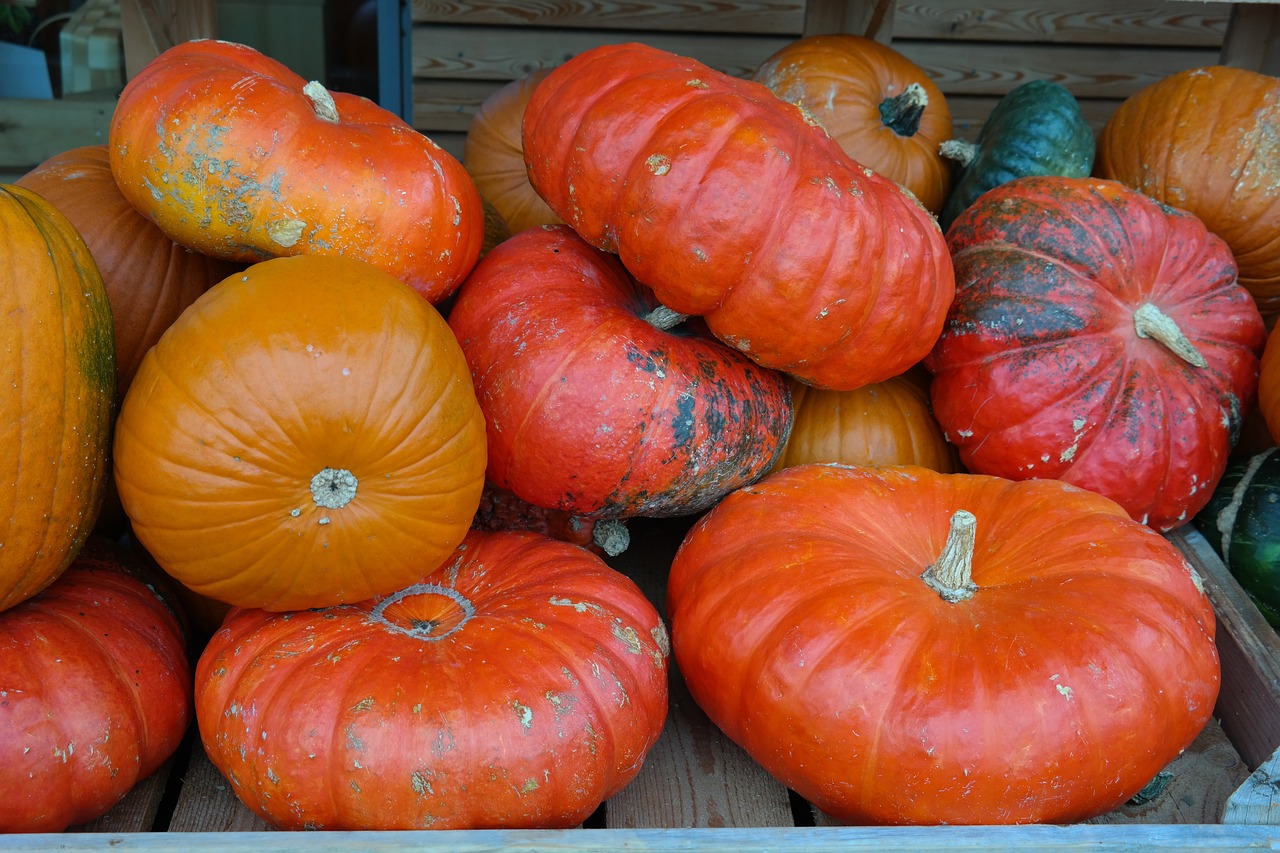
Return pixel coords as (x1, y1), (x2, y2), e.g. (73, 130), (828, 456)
(2, 26), (1271, 832)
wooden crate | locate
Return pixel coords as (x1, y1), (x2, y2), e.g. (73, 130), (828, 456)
(409, 0), (1236, 161)
(0, 519), (1274, 850)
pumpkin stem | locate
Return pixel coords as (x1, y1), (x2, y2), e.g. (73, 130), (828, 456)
(921, 510), (978, 603)
(1133, 302), (1208, 368)
(311, 467), (358, 509)
(303, 80), (340, 123)
(644, 304), (690, 331)
(593, 518), (631, 557)
(880, 82), (929, 137)
(938, 138), (979, 168)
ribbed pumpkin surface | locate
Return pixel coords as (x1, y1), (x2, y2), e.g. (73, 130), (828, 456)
(0, 185), (115, 612)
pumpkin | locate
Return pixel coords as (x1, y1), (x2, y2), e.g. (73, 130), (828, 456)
(0, 184), (115, 612)
(15, 145), (241, 398)
(112, 254), (488, 612)
(196, 528), (669, 830)
(938, 79), (1094, 232)
(753, 33), (954, 214)
(473, 483), (631, 557)
(522, 42), (954, 391)
(0, 536), (192, 832)
(1256, 316), (1280, 445)
(770, 366), (961, 474)
(1194, 448), (1280, 628)
(926, 175), (1266, 532)
(667, 463), (1220, 825)
(448, 224), (793, 519)
(108, 39), (484, 304)
(1095, 65), (1280, 317)
(463, 69), (563, 235)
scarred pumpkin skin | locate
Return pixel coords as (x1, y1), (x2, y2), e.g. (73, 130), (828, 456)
(1096, 66), (1280, 317)
(667, 464), (1220, 825)
(0, 184), (115, 612)
(522, 42), (954, 391)
(0, 536), (192, 832)
(112, 254), (488, 612)
(753, 33), (954, 214)
(196, 528), (669, 831)
(926, 176), (1266, 532)
(108, 39), (484, 304)
(449, 224), (792, 519)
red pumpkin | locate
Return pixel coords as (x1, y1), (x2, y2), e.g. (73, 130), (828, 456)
(196, 528), (669, 830)
(448, 224), (793, 519)
(926, 176), (1266, 531)
(1095, 66), (1280, 317)
(109, 39), (484, 304)
(753, 34), (954, 213)
(0, 184), (115, 612)
(667, 464), (1219, 825)
(112, 254), (488, 611)
(463, 69), (562, 235)
(15, 145), (240, 398)
(0, 536), (192, 832)
(522, 42), (953, 391)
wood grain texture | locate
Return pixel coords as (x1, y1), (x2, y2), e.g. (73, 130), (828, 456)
(1223, 746), (1280, 824)
(65, 761), (175, 833)
(165, 744), (272, 833)
(411, 0), (805, 33)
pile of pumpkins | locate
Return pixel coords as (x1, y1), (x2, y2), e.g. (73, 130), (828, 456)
(2, 32), (1278, 833)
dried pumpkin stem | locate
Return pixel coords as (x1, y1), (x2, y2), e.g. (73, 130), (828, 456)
(644, 304), (690, 331)
(938, 138), (978, 168)
(303, 80), (340, 123)
(880, 82), (929, 137)
(921, 510), (978, 603)
(1133, 302), (1208, 368)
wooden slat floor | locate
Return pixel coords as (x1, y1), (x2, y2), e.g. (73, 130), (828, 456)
(46, 517), (1265, 840)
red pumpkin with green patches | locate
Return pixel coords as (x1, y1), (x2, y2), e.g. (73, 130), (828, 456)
(195, 528), (668, 830)
(925, 175), (1266, 531)
(448, 224), (793, 519)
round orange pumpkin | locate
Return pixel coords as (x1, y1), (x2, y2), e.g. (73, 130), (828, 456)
(0, 184), (115, 612)
(464, 69), (563, 235)
(112, 254), (488, 612)
(1258, 322), (1280, 445)
(109, 39), (484, 304)
(754, 34), (953, 214)
(771, 367), (961, 473)
(15, 145), (240, 398)
(1095, 66), (1280, 317)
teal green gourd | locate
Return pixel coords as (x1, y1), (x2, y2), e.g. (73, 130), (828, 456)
(1193, 447), (1280, 629)
(939, 80), (1095, 232)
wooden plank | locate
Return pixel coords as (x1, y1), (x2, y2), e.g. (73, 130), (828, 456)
(945, 93), (1121, 134)
(803, 0), (896, 39)
(1224, 746), (1280, 824)
(119, 0), (217, 79)
(892, 0), (1228, 46)
(411, 25), (795, 80)
(1219, 2), (1280, 73)
(603, 517), (796, 829)
(3, 823), (1280, 850)
(65, 760), (176, 833)
(410, 0), (806, 33)
(1166, 526), (1280, 772)
(165, 741), (272, 832)
(0, 93), (115, 170)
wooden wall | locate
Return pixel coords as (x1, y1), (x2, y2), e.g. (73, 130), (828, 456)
(409, 0), (1232, 160)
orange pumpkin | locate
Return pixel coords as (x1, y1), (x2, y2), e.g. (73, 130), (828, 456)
(464, 69), (563, 235)
(1258, 322), (1280, 446)
(15, 145), (240, 398)
(112, 254), (488, 612)
(1096, 66), (1280, 316)
(0, 185), (115, 612)
(109, 39), (484, 304)
(771, 367), (961, 474)
(754, 34), (954, 214)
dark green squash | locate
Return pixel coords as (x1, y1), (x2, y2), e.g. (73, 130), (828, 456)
(938, 79), (1095, 231)
(1193, 447), (1280, 629)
